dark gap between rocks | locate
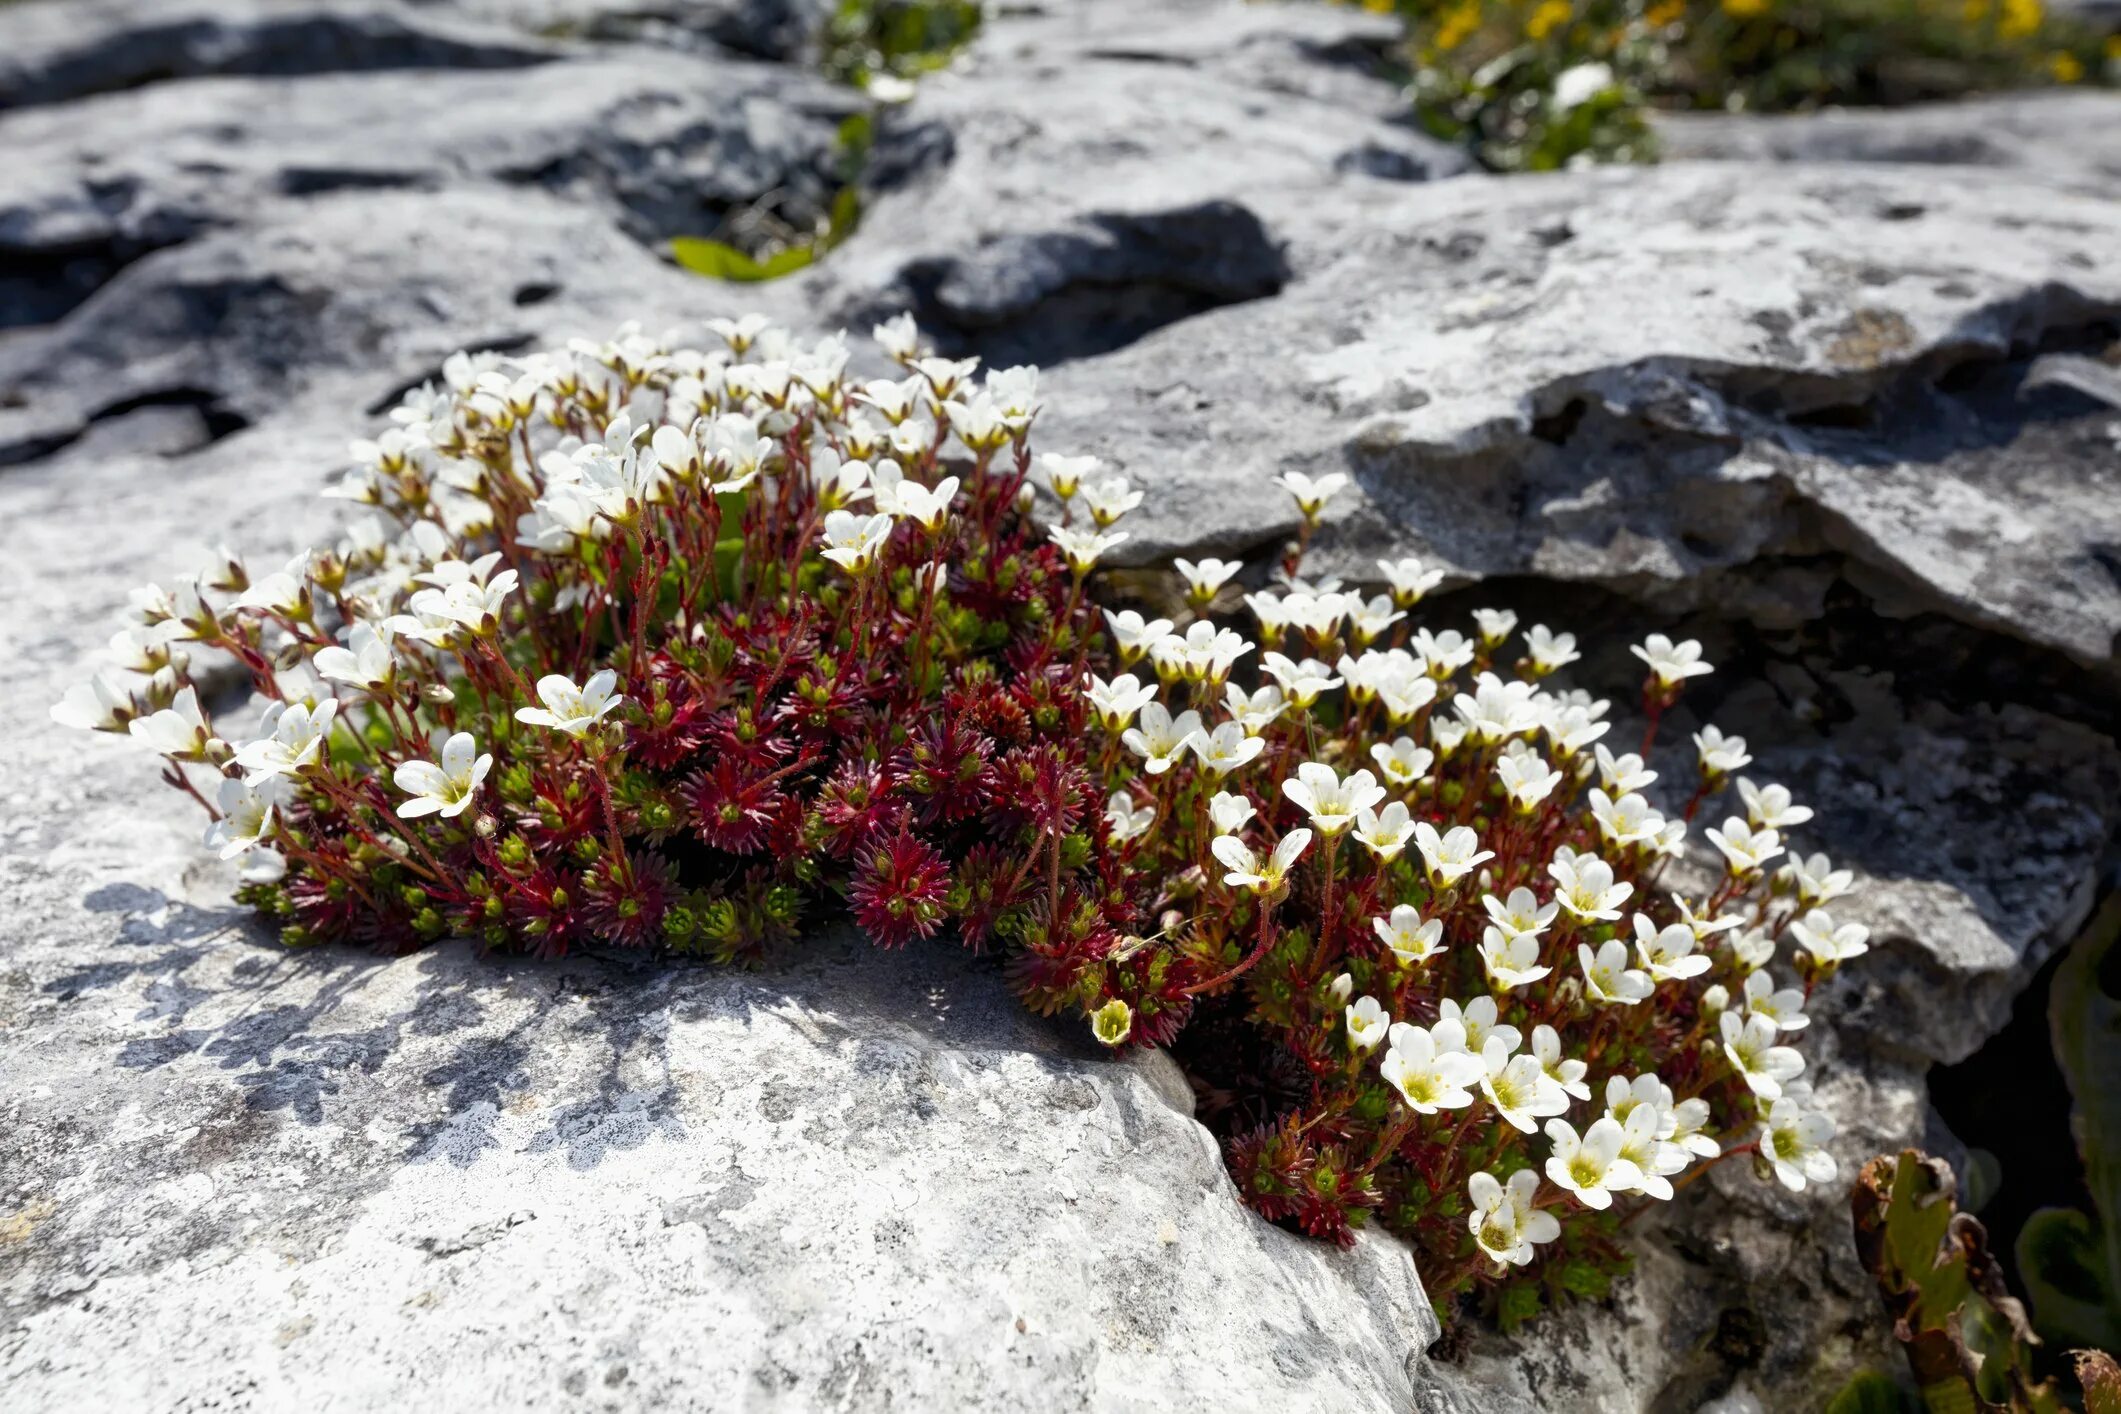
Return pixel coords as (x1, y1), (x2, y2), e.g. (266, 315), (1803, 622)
(0, 235), (190, 332)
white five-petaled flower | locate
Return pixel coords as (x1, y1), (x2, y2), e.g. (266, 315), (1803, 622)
(128, 686), (216, 761)
(1544, 1117), (1642, 1210)
(1084, 673), (1159, 732)
(1594, 745), (1658, 795)
(1589, 788), (1665, 848)
(1720, 1011), (1806, 1099)
(1281, 762), (1385, 836)
(1579, 939), (1655, 1005)
(1212, 829), (1313, 894)
(1049, 524), (1126, 574)
(1532, 1023), (1591, 1101)
(1705, 816), (1784, 876)
(1223, 682), (1288, 737)
(1345, 996), (1390, 1051)
(1742, 969), (1809, 1031)
(1410, 627), (1477, 679)
(1438, 996), (1519, 1056)
(1523, 624), (1580, 674)
(1379, 1023), (1484, 1114)
(1788, 909), (1871, 966)
(51, 673), (138, 733)
(515, 669), (625, 737)
(1351, 801), (1415, 859)
(1103, 609), (1173, 666)
(820, 509), (893, 572)
(314, 622), (397, 693)
(1208, 790), (1256, 835)
(1631, 914), (1713, 982)
(888, 474), (960, 532)
(1276, 470), (1348, 522)
(1370, 735), (1434, 787)
(1693, 724), (1752, 777)
(1374, 905), (1445, 967)
(1483, 887), (1558, 942)
(1479, 1037), (1570, 1133)
(205, 775), (285, 858)
(1467, 1169), (1561, 1267)
(1122, 702), (1202, 775)
(234, 699), (339, 783)
(1478, 927), (1552, 991)
(1036, 452), (1101, 501)
(1173, 556), (1242, 605)
(1496, 750), (1563, 811)
(1104, 790), (1156, 845)
(1764, 1097), (1839, 1192)
(1737, 777), (1813, 831)
(1078, 475), (1142, 528)
(1188, 721), (1266, 778)
(1378, 555), (1446, 608)
(1668, 1096), (1721, 1160)
(1549, 848), (1633, 920)
(1259, 652), (1342, 707)
(1780, 852), (1856, 908)
(1631, 633), (1714, 687)
(393, 731), (492, 819)
(1414, 822), (1493, 886)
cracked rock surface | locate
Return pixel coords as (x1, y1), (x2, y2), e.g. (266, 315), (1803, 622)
(4, 0), (2120, 1409)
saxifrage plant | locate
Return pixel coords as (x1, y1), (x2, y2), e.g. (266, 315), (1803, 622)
(57, 312), (1870, 1328)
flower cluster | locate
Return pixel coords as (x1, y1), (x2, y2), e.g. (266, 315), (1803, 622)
(58, 312), (1866, 1331)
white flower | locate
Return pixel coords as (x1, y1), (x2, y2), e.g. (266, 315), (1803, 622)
(1551, 60), (1615, 112)
(872, 312), (924, 362)
(1222, 682), (1287, 736)
(1737, 777), (1813, 831)
(127, 686), (215, 760)
(1414, 822), (1493, 886)
(1780, 852), (1856, 908)
(1479, 1038), (1570, 1134)
(1479, 927), (1552, 991)
(1631, 914), (1713, 982)
(1496, 750), (1563, 811)
(1188, 721), (1266, 778)
(1346, 595), (1404, 646)
(1438, 996), (1519, 1055)
(1377, 672), (1438, 725)
(1374, 905), (1445, 967)
(1544, 702), (1611, 758)
(1589, 788), (1665, 848)
(1276, 470), (1348, 522)
(1693, 724), (1752, 776)
(234, 700), (339, 783)
(393, 731), (492, 819)
(1379, 1024), (1484, 1114)
(1631, 633), (1713, 687)
(1103, 608), (1173, 666)
(1345, 997), (1391, 1051)
(1378, 556), (1445, 608)
(1672, 893), (1744, 941)
(889, 475), (960, 532)
(233, 552), (314, 617)
(1084, 673), (1159, 732)
(1036, 452), (1101, 501)
(1049, 524), (1126, 574)
(1549, 848), (1633, 920)
(515, 669), (625, 737)
(1668, 1097), (1721, 1160)
(1212, 829), (1313, 894)
(1079, 476), (1142, 529)
(1720, 1011), (1806, 1100)
(1471, 608), (1517, 648)
(1105, 790), (1156, 845)
(314, 623), (397, 693)
(1594, 745), (1658, 795)
(1532, 1024), (1591, 1102)
(1467, 1169), (1560, 1267)
(1579, 939), (1655, 1005)
(1742, 969), (1809, 1031)
(943, 396), (1010, 453)
(1483, 887), (1558, 942)
(1523, 624), (1580, 674)
(1350, 801), (1415, 859)
(1208, 790), (1257, 835)
(408, 568), (518, 636)
(1612, 1106), (1677, 1199)
(1411, 627), (1477, 679)
(1705, 817), (1784, 876)
(1788, 909), (1871, 966)
(1281, 762), (1386, 836)
(51, 674), (138, 733)
(1173, 556), (1242, 605)
(1763, 1098), (1838, 1192)
(1544, 1117), (1641, 1210)
(204, 775), (285, 859)
(1122, 702), (1202, 775)
(1370, 736), (1434, 787)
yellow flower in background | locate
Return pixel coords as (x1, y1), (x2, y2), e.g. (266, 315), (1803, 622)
(1962, 0), (1990, 20)
(2050, 50), (2084, 82)
(1434, 0), (1480, 49)
(1722, 0), (1772, 17)
(1998, 0), (2043, 37)
(1526, 0), (1572, 39)
(1646, 0), (1685, 25)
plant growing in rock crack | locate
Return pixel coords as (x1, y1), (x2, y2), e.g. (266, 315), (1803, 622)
(60, 311), (1868, 1331)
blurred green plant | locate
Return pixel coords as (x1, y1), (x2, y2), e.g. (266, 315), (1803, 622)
(2016, 894), (2121, 1359)
(1367, 0), (2116, 170)
(822, 0), (983, 87)
(670, 111), (871, 283)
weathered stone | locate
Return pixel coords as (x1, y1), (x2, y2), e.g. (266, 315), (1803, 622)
(1652, 91), (2121, 179)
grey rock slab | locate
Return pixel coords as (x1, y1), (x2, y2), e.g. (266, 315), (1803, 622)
(439, 0), (840, 62)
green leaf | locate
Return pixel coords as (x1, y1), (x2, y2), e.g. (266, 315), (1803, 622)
(669, 237), (817, 284)
(1825, 1369), (1914, 1414)
(2046, 892), (2121, 1331)
(2017, 1206), (2120, 1352)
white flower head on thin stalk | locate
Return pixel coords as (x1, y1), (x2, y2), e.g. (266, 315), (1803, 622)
(1378, 555), (1446, 608)
(1103, 609), (1174, 667)
(1496, 750), (1563, 812)
(1550, 848), (1634, 921)
(234, 700), (340, 783)
(1589, 789), (1665, 848)
(1379, 1023), (1483, 1114)
(1328, 973), (1354, 1005)
(1259, 652), (1342, 707)
(1742, 969), (1809, 1031)
(1781, 852), (1856, 908)
(1789, 910), (1871, 967)
(1544, 1117), (1642, 1210)
(1612, 1105), (1677, 1200)
(314, 622), (398, 695)
(1471, 607), (1517, 649)
(1212, 829), (1313, 895)
(1281, 762), (1385, 837)
(1631, 633), (1714, 688)
(1532, 1023), (1591, 1102)
(393, 731), (492, 819)
(1351, 801), (1415, 860)
(1347, 595), (1404, 647)
(1188, 721), (1266, 779)
(1479, 1037), (1570, 1133)
(1371, 736), (1435, 787)
(1345, 996), (1391, 1051)
(1455, 674), (1540, 745)
(1049, 524), (1126, 575)
(1411, 627), (1477, 679)
(1104, 790), (1156, 846)
(1276, 470), (1348, 523)
(1414, 822), (1493, 887)
(1720, 1011), (1806, 1100)
(1084, 672), (1159, 733)
(515, 669), (626, 737)
(205, 776), (285, 859)
(1223, 682), (1288, 737)
(1523, 624), (1580, 675)
(1483, 887), (1558, 942)
(819, 509), (892, 573)
(128, 686), (216, 761)
(1467, 1169), (1560, 1267)
(1208, 790), (1256, 836)
(890, 475), (960, 532)
(1173, 556), (1242, 607)
(1438, 996), (1519, 1056)
(1764, 1097), (1839, 1192)
(1037, 452), (1101, 502)
(1122, 702), (1202, 776)
(1668, 1097), (1722, 1160)
(1374, 905), (1445, 967)
(1595, 745), (1658, 795)
(1737, 777), (1813, 831)
(1631, 915), (1713, 983)
(1079, 475), (1142, 529)
(1478, 927), (1552, 991)
(1579, 939), (1655, 1005)
(51, 673), (139, 733)
(1693, 724), (1752, 778)
(1706, 817), (1784, 877)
